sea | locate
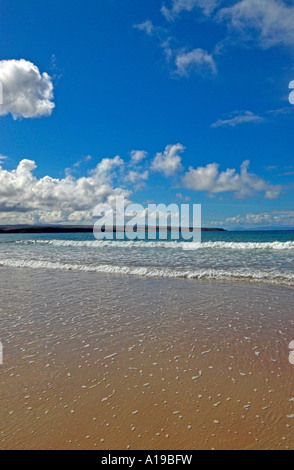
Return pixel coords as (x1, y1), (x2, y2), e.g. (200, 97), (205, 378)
(1, 229), (294, 450)
(0, 230), (293, 286)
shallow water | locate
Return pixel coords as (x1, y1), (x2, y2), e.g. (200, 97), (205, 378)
(0, 267), (293, 450)
(0, 231), (294, 285)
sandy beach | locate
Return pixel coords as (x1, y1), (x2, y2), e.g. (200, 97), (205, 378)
(2, 0), (294, 455)
(1, 266), (293, 450)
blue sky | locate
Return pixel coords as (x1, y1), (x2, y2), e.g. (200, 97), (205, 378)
(0, 0), (294, 228)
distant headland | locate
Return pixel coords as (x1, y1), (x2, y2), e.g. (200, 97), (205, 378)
(0, 225), (226, 234)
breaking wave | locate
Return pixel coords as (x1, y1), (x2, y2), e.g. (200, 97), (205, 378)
(0, 257), (293, 286)
(11, 239), (294, 251)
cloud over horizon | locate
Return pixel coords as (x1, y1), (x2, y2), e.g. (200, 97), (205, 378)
(0, 145), (286, 225)
(0, 157), (130, 224)
(225, 210), (294, 228)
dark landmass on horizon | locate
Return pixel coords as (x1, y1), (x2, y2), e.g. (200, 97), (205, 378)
(0, 224), (226, 234)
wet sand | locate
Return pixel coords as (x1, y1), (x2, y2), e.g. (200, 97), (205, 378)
(0, 267), (293, 450)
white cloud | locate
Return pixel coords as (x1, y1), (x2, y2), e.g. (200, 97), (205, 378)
(136, 0), (294, 83)
(134, 20), (157, 36)
(0, 144), (286, 224)
(161, 0), (219, 21)
(0, 157), (130, 223)
(174, 48), (217, 76)
(130, 150), (148, 164)
(211, 110), (265, 128)
(219, 0), (294, 48)
(73, 155), (92, 168)
(65, 155), (92, 176)
(67, 211), (93, 223)
(183, 162), (219, 191)
(212, 107), (294, 128)
(183, 160), (282, 199)
(93, 155), (124, 175)
(225, 210), (294, 228)
(151, 144), (184, 176)
(125, 170), (149, 184)
(176, 192), (191, 201)
(0, 59), (55, 119)
(0, 209), (94, 225)
(135, 16), (217, 77)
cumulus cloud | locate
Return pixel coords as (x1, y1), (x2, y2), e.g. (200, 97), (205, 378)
(225, 210), (294, 228)
(151, 144), (184, 176)
(0, 59), (55, 119)
(161, 0), (219, 21)
(0, 157), (130, 224)
(125, 170), (149, 184)
(124, 173), (149, 193)
(219, 0), (294, 48)
(130, 150), (148, 164)
(211, 111), (265, 128)
(125, 170), (149, 188)
(92, 155), (124, 175)
(174, 48), (217, 76)
(0, 144), (286, 224)
(182, 160), (282, 199)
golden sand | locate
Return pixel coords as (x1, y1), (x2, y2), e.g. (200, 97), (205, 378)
(0, 268), (293, 450)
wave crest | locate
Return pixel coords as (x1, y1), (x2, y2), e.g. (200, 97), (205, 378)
(11, 239), (294, 251)
(0, 257), (293, 286)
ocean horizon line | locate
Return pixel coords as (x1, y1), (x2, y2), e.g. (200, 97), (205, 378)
(0, 224), (226, 234)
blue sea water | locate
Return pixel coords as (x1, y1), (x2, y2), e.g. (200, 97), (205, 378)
(0, 230), (294, 286)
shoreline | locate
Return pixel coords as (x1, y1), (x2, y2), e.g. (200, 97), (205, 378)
(0, 262), (293, 288)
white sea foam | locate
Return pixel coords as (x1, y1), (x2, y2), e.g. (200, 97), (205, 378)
(11, 239), (294, 251)
(0, 257), (293, 285)
(182, 241), (294, 251)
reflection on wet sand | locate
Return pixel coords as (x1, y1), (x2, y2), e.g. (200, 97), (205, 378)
(0, 267), (293, 450)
